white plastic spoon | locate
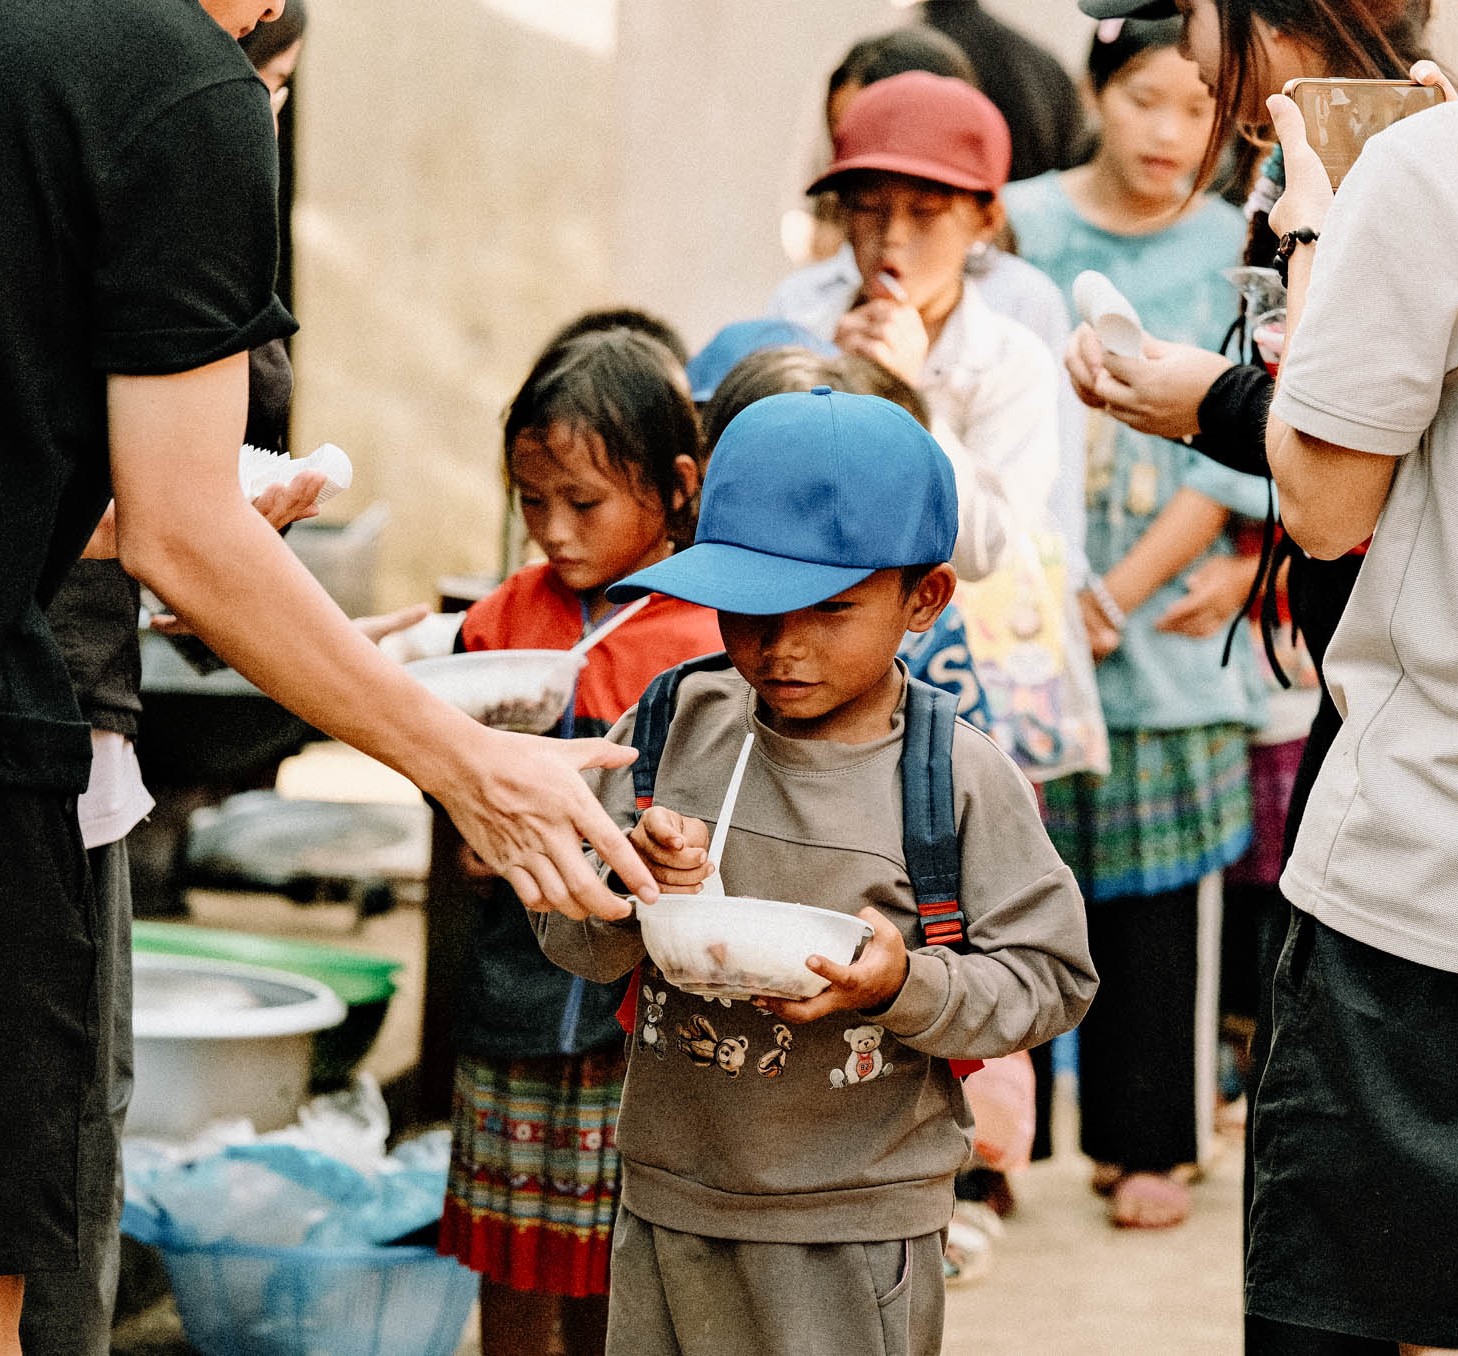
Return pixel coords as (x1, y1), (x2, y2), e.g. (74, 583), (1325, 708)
(698, 731), (755, 898)
(570, 594), (652, 659)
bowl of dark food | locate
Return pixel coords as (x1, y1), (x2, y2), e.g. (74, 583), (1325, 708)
(405, 650), (586, 734)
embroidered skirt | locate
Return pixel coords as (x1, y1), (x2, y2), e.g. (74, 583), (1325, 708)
(440, 1049), (624, 1297)
(1042, 723), (1251, 901)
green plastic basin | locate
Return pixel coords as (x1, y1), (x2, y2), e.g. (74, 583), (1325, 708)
(132, 923), (402, 1088)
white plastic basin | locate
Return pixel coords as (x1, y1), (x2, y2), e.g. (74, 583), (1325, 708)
(131, 954), (345, 1140)
(405, 650), (585, 733)
(637, 895), (873, 1002)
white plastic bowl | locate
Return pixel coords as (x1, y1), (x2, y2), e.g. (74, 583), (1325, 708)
(131, 954), (345, 1140)
(405, 650), (586, 733)
(637, 895), (873, 1002)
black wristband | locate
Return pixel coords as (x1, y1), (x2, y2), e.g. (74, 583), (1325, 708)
(1190, 363), (1275, 475)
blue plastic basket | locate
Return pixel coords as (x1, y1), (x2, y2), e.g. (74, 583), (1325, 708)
(158, 1240), (475, 1356)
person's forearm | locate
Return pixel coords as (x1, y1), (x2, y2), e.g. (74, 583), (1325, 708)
(106, 357), (656, 918)
(1102, 487), (1228, 616)
(120, 499), (484, 794)
(107, 360), (479, 795)
(1191, 365), (1274, 475)
(1266, 248), (1395, 558)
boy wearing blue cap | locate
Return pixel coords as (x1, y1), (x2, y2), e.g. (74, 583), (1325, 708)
(536, 389), (1095, 1356)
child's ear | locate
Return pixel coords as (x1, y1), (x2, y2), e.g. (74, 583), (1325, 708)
(905, 563), (958, 634)
(670, 454), (701, 513)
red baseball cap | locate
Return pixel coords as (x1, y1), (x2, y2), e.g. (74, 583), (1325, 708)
(808, 70), (1012, 197)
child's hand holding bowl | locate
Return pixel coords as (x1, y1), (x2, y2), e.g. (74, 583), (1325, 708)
(754, 906), (909, 1024)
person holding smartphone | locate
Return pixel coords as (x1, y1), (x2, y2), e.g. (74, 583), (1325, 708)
(1247, 77), (1458, 1356)
(1075, 2), (1453, 1352)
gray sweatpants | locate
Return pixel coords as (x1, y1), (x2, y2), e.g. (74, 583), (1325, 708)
(20, 837), (133, 1356)
(607, 1206), (946, 1356)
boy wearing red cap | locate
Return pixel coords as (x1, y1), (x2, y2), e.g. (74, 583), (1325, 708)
(535, 389), (1094, 1355)
(773, 70), (1061, 537)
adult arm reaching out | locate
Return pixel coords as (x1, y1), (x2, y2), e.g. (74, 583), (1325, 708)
(108, 354), (656, 919)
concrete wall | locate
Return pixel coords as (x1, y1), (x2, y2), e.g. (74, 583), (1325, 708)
(290, 0), (622, 605)
(290, 0), (921, 604)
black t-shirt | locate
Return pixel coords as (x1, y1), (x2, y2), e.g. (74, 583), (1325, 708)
(921, 1), (1093, 183)
(0, 0), (297, 791)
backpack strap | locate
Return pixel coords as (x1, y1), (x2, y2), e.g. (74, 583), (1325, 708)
(900, 677), (968, 951)
(900, 677), (983, 1079)
(618, 652), (735, 1035)
(631, 651), (737, 816)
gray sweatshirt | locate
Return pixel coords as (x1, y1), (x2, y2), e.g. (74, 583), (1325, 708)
(536, 667), (1095, 1244)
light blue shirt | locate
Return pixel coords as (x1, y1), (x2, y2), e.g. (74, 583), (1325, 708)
(1004, 172), (1267, 731)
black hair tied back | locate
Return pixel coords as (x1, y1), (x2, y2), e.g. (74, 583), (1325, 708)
(1087, 16), (1185, 94)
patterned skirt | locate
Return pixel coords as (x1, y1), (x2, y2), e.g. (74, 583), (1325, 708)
(1043, 723), (1251, 902)
(1225, 735), (1307, 888)
(439, 1049), (625, 1297)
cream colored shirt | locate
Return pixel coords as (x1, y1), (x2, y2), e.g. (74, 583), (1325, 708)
(1275, 102), (1458, 972)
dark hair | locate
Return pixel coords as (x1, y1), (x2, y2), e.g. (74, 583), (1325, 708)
(543, 307), (690, 367)
(700, 346), (843, 450)
(1087, 18), (1185, 94)
(504, 329), (704, 549)
(238, 0), (307, 70)
(702, 346), (937, 451)
(835, 354), (933, 429)
(898, 563), (938, 598)
(1197, 0), (1429, 190)
(828, 25), (977, 101)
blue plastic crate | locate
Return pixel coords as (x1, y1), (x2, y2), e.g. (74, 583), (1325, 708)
(158, 1240), (475, 1356)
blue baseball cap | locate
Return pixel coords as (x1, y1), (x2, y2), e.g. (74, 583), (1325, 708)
(685, 319), (838, 403)
(608, 387), (957, 615)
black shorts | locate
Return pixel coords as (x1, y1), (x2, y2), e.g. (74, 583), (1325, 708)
(1246, 907), (1458, 1348)
(0, 789), (98, 1274)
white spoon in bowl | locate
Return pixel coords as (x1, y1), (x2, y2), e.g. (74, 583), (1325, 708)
(697, 731), (755, 898)
(569, 594), (652, 659)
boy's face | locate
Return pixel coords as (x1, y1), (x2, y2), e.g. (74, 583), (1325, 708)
(718, 565), (955, 743)
(841, 171), (995, 318)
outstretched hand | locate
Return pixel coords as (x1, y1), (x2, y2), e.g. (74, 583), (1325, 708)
(252, 471), (328, 530)
(440, 730), (658, 920)
(754, 907), (909, 1024)
(1094, 336), (1233, 439)
(629, 805), (713, 893)
(355, 603), (433, 646)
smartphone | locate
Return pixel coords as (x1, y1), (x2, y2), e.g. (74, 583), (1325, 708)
(1283, 77), (1443, 189)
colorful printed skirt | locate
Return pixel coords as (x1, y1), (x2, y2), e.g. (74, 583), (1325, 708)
(1042, 723), (1251, 901)
(440, 1049), (625, 1297)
